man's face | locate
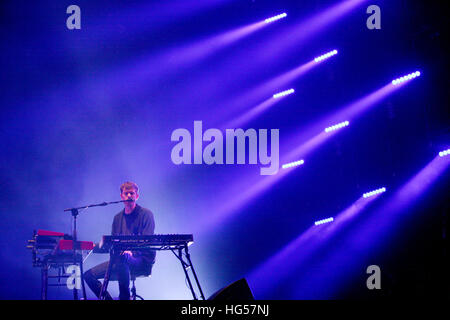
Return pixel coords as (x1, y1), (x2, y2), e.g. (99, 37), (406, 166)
(121, 188), (139, 203)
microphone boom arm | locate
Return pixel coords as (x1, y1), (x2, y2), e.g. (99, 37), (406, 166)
(63, 199), (132, 212)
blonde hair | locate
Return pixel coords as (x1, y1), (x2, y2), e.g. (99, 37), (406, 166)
(120, 181), (139, 194)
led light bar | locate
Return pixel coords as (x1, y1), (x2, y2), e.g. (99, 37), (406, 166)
(363, 187), (386, 199)
(392, 71), (421, 85)
(273, 88), (295, 99)
(324, 120), (349, 133)
(281, 159), (304, 169)
(314, 49), (338, 63)
(314, 217), (334, 226)
(265, 13), (287, 24)
(439, 149), (450, 157)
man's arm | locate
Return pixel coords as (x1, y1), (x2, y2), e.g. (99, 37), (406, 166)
(111, 215), (118, 236)
(141, 210), (155, 235)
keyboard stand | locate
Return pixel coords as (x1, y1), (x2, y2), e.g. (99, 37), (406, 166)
(98, 244), (205, 300)
(39, 253), (85, 300)
(172, 244), (205, 300)
(99, 250), (114, 300)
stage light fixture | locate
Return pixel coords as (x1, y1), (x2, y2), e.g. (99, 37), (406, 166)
(314, 217), (334, 226)
(281, 159), (304, 169)
(392, 71), (421, 85)
(324, 120), (349, 133)
(439, 149), (450, 157)
(363, 187), (386, 199)
(314, 49), (338, 62)
(273, 88), (295, 99)
(265, 13), (287, 24)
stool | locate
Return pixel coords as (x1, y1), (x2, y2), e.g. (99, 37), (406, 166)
(130, 274), (150, 300)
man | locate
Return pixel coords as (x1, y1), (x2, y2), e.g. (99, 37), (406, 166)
(84, 181), (156, 300)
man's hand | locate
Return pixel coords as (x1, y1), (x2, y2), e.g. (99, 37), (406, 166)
(122, 250), (133, 257)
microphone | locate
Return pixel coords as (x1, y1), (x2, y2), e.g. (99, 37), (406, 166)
(119, 199), (134, 203)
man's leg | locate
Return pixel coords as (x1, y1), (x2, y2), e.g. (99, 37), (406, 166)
(84, 261), (113, 300)
(115, 256), (131, 300)
(116, 254), (149, 300)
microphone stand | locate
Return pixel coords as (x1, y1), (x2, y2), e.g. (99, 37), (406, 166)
(64, 199), (131, 300)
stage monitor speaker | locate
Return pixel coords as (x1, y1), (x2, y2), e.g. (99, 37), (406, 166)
(207, 278), (255, 300)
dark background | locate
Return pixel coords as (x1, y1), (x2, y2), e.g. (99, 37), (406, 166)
(0, 0), (448, 299)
